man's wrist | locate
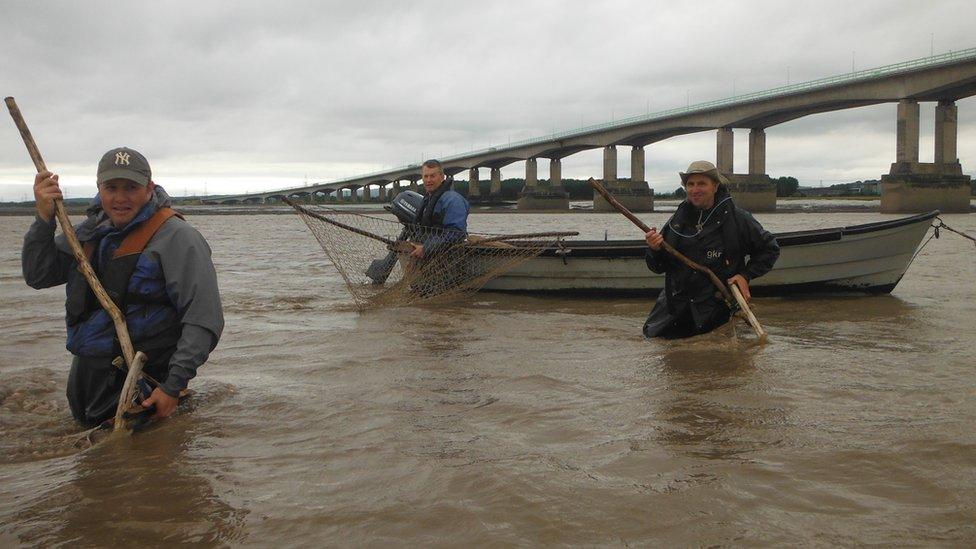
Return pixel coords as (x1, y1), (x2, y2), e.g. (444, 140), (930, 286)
(33, 214), (56, 228)
(158, 379), (183, 398)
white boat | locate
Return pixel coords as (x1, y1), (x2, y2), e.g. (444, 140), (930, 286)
(480, 211), (939, 295)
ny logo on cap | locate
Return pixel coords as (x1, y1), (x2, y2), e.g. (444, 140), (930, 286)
(115, 152), (131, 166)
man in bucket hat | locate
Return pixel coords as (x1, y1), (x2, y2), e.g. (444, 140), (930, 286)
(23, 147), (223, 427)
(642, 160), (779, 338)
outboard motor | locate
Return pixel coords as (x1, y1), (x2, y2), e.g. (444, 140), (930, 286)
(388, 190), (424, 224)
(365, 190), (425, 284)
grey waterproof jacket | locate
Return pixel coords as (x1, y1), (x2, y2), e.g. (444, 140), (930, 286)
(22, 186), (223, 396)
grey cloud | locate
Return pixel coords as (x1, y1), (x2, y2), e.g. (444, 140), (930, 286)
(1, 0), (974, 199)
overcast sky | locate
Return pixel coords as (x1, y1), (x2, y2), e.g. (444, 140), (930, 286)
(1, 0), (974, 201)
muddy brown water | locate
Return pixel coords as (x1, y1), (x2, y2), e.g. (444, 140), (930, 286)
(1, 210), (974, 546)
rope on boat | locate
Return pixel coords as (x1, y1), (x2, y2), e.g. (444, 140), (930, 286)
(933, 218), (976, 246)
(907, 217), (976, 268)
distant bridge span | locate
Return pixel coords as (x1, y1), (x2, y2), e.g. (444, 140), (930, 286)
(210, 48), (976, 213)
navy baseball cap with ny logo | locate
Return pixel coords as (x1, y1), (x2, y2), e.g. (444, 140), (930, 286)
(96, 147), (152, 186)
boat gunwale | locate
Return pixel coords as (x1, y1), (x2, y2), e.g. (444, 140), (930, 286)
(499, 210), (942, 255)
(475, 211), (940, 296)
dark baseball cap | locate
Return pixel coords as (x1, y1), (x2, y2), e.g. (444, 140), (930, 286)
(97, 147), (152, 186)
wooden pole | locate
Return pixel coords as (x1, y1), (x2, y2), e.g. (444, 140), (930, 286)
(729, 284), (766, 342)
(284, 197), (403, 248)
(467, 231), (579, 245)
(288, 198), (579, 251)
(589, 178), (733, 302)
(588, 177), (767, 341)
(113, 351), (147, 431)
(5, 97), (137, 367)
(5, 96), (145, 428)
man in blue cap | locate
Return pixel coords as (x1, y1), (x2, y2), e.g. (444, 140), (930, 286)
(23, 147), (224, 427)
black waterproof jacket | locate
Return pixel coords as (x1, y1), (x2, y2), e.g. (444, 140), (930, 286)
(643, 186), (779, 338)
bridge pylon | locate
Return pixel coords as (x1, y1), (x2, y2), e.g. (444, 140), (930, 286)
(517, 158), (570, 211)
(592, 146), (653, 212)
(716, 127), (778, 212)
(881, 100), (971, 213)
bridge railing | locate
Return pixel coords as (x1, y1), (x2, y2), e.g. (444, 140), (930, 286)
(252, 47), (976, 196)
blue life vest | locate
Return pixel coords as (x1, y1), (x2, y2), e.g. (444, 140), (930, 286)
(65, 205), (183, 358)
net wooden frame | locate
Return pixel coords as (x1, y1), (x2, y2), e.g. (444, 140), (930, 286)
(289, 202), (575, 310)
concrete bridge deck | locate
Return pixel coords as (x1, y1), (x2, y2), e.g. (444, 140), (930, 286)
(208, 48), (976, 212)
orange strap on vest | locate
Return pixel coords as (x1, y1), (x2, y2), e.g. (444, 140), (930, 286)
(81, 207), (184, 259)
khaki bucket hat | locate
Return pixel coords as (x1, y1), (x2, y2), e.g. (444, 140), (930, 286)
(679, 160), (728, 185)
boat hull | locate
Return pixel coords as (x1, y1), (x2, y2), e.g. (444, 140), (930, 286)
(480, 211), (939, 295)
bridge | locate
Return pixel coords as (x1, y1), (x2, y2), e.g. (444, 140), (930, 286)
(209, 48), (976, 213)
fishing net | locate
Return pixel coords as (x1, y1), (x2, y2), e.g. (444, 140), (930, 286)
(288, 201), (576, 310)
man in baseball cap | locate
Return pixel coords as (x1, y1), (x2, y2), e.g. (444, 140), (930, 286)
(84, 146), (157, 228)
(23, 146), (224, 429)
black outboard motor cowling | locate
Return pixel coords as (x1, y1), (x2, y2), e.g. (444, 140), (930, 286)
(387, 190), (424, 225)
(367, 190), (425, 284)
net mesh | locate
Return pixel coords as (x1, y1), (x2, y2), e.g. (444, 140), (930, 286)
(289, 202), (574, 310)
